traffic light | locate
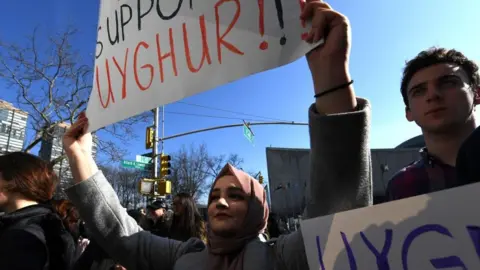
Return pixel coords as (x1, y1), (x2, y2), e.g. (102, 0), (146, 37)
(157, 180), (172, 195)
(160, 154), (171, 177)
(138, 178), (155, 195)
(258, 175), (264, 184)
(145, 126), (154, 149)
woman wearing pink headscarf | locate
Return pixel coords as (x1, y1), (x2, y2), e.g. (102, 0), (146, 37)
(206, 164), (271, 269)
(63, 1), (372, 269)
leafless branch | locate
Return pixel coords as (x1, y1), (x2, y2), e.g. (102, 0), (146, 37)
(50, 154), (66, 166)
(101, 166), (145, 208)
(169, 144), (246, 200)
(0, 27), (151, 163)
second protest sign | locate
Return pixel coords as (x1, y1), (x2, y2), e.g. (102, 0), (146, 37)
(300, 183), (480, 269)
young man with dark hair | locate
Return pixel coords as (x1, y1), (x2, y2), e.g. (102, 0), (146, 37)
(387, 48), (480, 201)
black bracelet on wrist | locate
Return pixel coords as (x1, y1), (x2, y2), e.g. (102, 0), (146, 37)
(314, 80), (354, 98)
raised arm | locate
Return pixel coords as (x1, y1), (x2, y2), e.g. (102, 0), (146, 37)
(275, 1), (372, 269)
(62, 114), (205, 270)
(303, 0), (372, 218)
(306, 100), (371, 217)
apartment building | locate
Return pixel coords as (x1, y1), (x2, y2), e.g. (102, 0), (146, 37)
(0, 100), (28, 155)
(40, 122), (97, 198)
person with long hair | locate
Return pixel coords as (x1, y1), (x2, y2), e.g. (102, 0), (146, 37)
(51, 199), (91, 260)
(0, 152), (76, 270)
(62, 2), (372, 269)
(170, 192), (207, 242)
(51, 199), (81, 240)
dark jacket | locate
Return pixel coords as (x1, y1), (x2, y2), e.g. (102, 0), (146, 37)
(149, 213), (172, 238)
(73, 239), (117, 270)
(0, 204), (76, 270)
(150, 218), (170, 237)
(457, 125), (480, 184)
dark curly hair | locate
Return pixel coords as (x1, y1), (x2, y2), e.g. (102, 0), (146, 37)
(401, 47), (480, 108)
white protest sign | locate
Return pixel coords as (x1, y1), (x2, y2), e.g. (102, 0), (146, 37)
(300, 183), (480, 269)
(87, 0), (318, 131)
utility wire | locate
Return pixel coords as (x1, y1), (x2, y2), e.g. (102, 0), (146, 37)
(164, 111), (267, 122)
(176, 101), (290, 122)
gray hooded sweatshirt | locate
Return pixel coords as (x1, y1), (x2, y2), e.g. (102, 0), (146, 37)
(66, 99), (372, 270)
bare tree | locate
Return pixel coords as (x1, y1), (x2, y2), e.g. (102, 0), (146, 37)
(169, 144), (211, 200)
(102, 166), (145, 209)
(0, 27), (150, 163)
(206, 153), (244, 177)
(169, 144), (246, 200)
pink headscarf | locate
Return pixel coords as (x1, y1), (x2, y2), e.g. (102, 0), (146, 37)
(207, 163), (269, 270)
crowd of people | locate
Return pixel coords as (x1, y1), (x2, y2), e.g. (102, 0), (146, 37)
(0, 0), (479, 269)
(0, 151), (292, 269)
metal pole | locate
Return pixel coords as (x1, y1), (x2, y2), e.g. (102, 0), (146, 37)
(153, 108), (159, 179)
(6, 110), (15, 152)
(58, 152), (63, 197)
(161, 121), (308, 141)
(161, 105), (165, 154)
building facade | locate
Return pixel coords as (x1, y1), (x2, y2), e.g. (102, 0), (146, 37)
(396, 135), (425, 149)
(39, 122), (97, 198)
(370, 148), (421, 203)
(39, 123), (72, 198)
(265, 148), (309, 219)
(265, 143), (423, 215)
(0, 100), (28, 155)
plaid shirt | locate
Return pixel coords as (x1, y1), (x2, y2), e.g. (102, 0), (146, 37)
(386, 148), (457, 201)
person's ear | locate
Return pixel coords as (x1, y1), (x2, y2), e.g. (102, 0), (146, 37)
(405, 107), (414, 122)
(474, 86), (480, 105)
